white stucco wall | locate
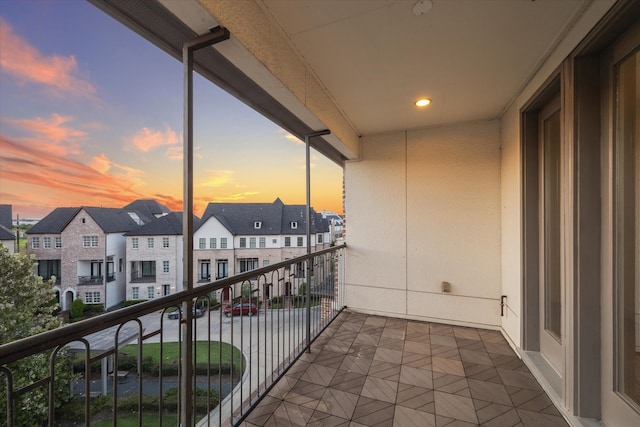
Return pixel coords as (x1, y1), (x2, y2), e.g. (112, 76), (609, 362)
(345, 120), (502, 328)
(499, 105), (522, 347)
(106, 233), (126, 308)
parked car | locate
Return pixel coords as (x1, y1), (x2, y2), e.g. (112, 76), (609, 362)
(224, 302), (258, 317)
(167, 307), (204, 319)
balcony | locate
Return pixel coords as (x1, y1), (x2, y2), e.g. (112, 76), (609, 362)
(77, 275), (104, 285)
(246, 310), (568, 426)
(0, 246), (347, 426)
(129, 274), (156, 283)
(0, 245), (569, 426)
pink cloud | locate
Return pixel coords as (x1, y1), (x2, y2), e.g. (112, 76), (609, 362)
(0, 134), (146, 210)
(125, 125), (180, 153)
(0, 17), (96, 98)
(2, 114), (87, 157)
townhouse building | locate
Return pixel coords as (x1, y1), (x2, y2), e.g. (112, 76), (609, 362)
(194, 198), (330, 303)
(27, 201), (170, 311)
(124, 212), (187, 302)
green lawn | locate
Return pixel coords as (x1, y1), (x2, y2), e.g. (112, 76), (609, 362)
(120, 341), (244, 369)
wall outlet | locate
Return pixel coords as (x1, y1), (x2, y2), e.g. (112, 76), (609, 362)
(441, 281), (451, 293)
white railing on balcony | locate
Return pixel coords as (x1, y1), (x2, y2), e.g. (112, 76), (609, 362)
(0, 245), (345, 426)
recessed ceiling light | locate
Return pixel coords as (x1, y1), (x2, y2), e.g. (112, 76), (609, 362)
(415, 98), (432, 107)
(412, 0), (433, 16)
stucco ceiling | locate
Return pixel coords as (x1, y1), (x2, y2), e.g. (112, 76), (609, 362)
(101, 0), (599, 149)
(253, 0), (587, 135)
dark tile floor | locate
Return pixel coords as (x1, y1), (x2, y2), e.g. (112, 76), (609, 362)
(241, 310), (568, 426)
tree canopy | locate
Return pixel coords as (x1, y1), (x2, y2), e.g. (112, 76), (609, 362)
(0, 245), (73, 425)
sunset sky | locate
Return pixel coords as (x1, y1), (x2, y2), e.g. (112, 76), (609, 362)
(0, 0), (343, 219)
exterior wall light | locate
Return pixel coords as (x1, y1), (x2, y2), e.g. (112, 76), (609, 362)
(415, 98), (432, 107)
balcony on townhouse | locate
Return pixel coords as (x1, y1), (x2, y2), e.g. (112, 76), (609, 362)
(2, 1), (640, 426)
(129, 262), (157, 283)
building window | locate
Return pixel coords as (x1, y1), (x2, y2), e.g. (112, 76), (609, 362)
(254, 221), (262, 229)
(147, 238), (154, 249)
(147, 286), (155, 299)
(263, 260), (270, 267)
(119, 258), (123, 272)
(272, 239), (277, 244)
(81, 218), (86, 224)
(290, 221), (297, 229)
(163, 237), (169, 248)
(132, 286), (139, 300)
(132, 238), (139, 249)
(200, 260), (211, 281)
(259, 237), (266, 248)
(284, 237), (291, 247)
(84, 292), (101, 304)
(55, 236), (61, 248)
(216, 259), (228, 279)
(317, 234), (323, 244)
(220, 238), (228, 249)
(37, 260), (61, 281)
(163, 284), (170, 296)
(199, 238), (206, 249)
(31, 237), (40, 249)
(239, 258), (259, 273)
(297, 237), (303, 247)
(43, 237), (51, 249)
(210, 238), (216, 249)
(240, 237), (247, 248)
(249, 237), (256, 248)
(83, 236), (98, 248)
(163, 261), (169, 273)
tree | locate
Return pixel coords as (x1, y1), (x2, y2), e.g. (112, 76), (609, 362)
(0, 246), (74, 426)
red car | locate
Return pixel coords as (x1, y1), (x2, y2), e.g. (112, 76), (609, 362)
(224, 302), (258, 317)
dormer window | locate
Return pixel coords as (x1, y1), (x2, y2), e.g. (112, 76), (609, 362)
(290, 221), (298, 229)
(254, 221), (262, 229)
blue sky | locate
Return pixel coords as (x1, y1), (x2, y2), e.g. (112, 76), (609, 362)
(0, 0), (343, 218)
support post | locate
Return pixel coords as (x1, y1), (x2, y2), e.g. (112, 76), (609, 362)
(181, 27), (229, 427)
(304, 130), (330, 352)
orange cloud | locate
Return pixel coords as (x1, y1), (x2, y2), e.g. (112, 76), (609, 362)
(125, 125), (180, 153)
(200, 170), (235, 188)
(213, 192), (261, 202)
(0, 134), (146, 210)
(2, 114), (87, 157)
(0, 17), (96, 98)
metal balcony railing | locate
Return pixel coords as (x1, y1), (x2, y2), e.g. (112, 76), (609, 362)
(0, 245), (345, 426)
(77, 275), (103, 285)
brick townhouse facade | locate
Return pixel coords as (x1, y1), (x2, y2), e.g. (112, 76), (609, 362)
(26, 199), (335, 309)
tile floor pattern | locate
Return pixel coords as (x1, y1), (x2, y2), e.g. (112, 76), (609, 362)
(241, 310), (568, 427)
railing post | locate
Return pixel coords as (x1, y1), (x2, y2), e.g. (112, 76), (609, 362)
(304, 130), (330, 352)
(182, 27), (229, 427)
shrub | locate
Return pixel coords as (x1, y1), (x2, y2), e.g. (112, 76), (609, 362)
(83, 303), (104, 313)
(123, 300), (144, 307)
(70, 298), (85, 320)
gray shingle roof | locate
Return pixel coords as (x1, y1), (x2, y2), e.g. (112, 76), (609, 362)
(27, 207), (81, 234)
(197, 198), (329, 235)
(84, 207), (142, 233)
(0, 224), (15, 240)
(125, 212), (198, 236)
(122, 199), (171, 223)
(0, 205), (12, 230)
